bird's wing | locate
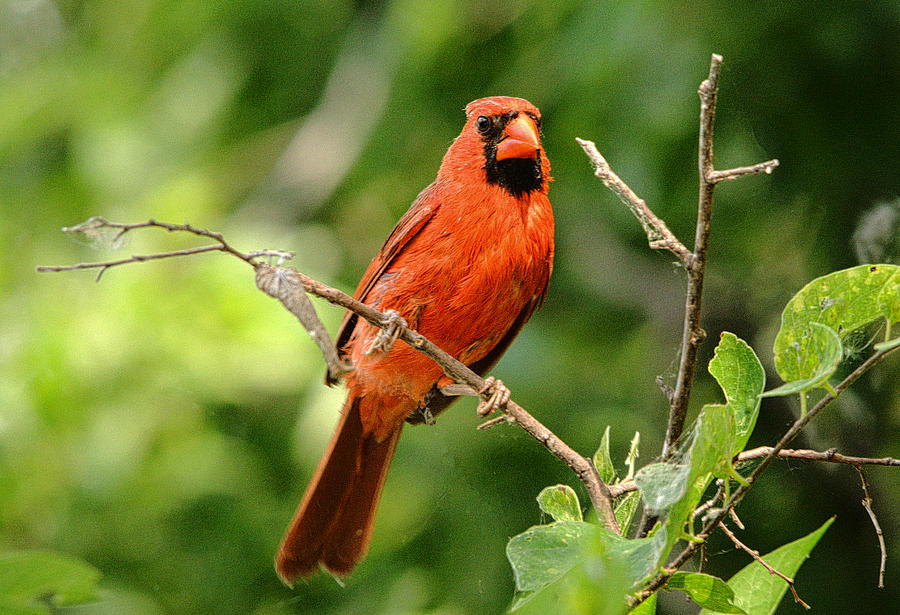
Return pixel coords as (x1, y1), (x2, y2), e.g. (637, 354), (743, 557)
(327, 184), (442, 384)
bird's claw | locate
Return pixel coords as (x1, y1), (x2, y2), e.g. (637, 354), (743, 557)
(366, 310), (407, 356)
(476, 377), (511, 417)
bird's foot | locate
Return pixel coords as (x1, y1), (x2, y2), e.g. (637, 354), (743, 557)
(476, 377), (511, 417)
(366, 310), (407, 356)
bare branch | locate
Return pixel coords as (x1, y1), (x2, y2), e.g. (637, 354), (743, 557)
(37, 245), (228, 281)
(36, 217), (294, 280)
(692, 481), (724, 523)
(477, 414), (512, 430)
(607, 443), (899, 500)
(662, 54), (781, 460)
(856, 467), (887, 588)
(660, 54), (723, 460)
(579, 56), (781, 471)
(575, 138), (692, 266)
(39, 220), (619, 533)
(728, 507), (746, 531)
(718, 522), (811, 610)
(739, 446), (900, 467)
(709, 159), (779, 183)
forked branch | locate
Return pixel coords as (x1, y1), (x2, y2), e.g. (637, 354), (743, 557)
(578, 55), (778, 465)
(664, 54), (779, 458)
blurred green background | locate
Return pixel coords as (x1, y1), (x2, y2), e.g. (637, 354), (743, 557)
(2, 1), (899, 613)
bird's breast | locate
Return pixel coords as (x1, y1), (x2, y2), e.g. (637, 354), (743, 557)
(347, 187), (553, 429)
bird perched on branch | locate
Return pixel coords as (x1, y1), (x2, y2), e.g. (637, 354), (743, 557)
(276, 96), (554, 584)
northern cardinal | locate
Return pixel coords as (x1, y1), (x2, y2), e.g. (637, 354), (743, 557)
(275, 96), (554, 584)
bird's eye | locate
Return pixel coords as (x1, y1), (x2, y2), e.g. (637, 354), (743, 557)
(475, 116), (491, 134)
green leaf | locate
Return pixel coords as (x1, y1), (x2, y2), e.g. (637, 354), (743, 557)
(507, 520), (668, 611)
(614, 491), (641, 534)
(708, 332), (765, 454)
(537, 485), (583, 522)
(629, 591), (657, 614)
(507, 521), (595, 594)
(668, 572), (746, 614)
(0, 551), (102, 615)
(597, 527), (669, 587)
(633, 462), (691, 514)
(636, 404), (739, 564)
(510, 523), (632, 614)
(690, 404), (737, 482)
(762, 322), (841, 397)
(593, 426), (617, 485)
(773, 264), (900, 384)
(699, 517), (834, 615)
(625, 431), (640, 481)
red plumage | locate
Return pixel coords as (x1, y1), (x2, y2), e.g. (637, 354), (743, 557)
(276, 96), (554, 584)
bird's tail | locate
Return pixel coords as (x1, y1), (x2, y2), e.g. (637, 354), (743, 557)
(275, 395), (402, 585)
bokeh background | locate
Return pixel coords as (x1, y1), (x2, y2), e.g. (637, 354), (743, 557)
(2, 1), (899, 613)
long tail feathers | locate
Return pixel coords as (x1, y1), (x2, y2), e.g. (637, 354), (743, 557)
(275, 396), (402, 585)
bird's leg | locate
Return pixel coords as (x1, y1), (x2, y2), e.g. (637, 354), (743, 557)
(476, 376), (511, 417)
(438, 383), (477, 396)
(366, 309), (407, 356)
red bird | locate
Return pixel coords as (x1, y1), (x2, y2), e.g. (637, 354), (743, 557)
(275, 96), (554, 584)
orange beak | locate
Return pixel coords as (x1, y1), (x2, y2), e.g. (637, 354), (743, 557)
(496, 114), (541, 161)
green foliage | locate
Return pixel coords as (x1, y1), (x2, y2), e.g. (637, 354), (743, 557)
(628, 591), (656, 615)
(511, 526), (634, 615)
(0, 551), (101, 615)
(614, 491), (641, 534)
(770, 264), (900, 387)
(510, 266), (890, 612)
(761, 322), (842, 398)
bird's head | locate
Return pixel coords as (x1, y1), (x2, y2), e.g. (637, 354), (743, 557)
(440, 96), (550, 199)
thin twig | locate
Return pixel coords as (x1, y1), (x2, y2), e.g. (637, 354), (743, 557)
(477, 415), (511, 430)
(692, 484), (724, 523)
(728, 507), (745, 531)
(606, 443), (899, 500)
(655, 375), (676, 405)
(37, 245), (228, 281)
(740, 447), (900, 467)
(36, 217), (294, 280)
(709, 160), (779, 183)
(718, 522), (810, 610)
(660, 55), (781, 460)
(856, 466), (887, 588)
(575, 138), (691, 266)
(577, 53), (779, 474)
